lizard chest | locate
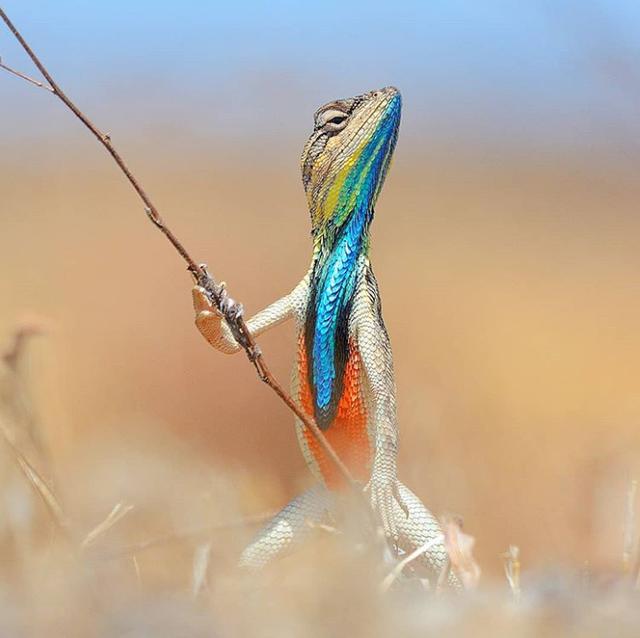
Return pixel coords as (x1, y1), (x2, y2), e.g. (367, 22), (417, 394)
(295, 276), (373, 489)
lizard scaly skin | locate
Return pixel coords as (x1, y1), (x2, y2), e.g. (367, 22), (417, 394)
(192, 87), (449, 581)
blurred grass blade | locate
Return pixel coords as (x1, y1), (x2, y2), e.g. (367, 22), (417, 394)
(82, 502), (134, 549)
(623, 479), (637, 574)
(380, 534), (445, 593)
(132, 554), (142, 588)
(442, 515), (481, 590)
(0, 420), (69, 534)
(502, 545), (521, 602)
(191, 541), (212, 596)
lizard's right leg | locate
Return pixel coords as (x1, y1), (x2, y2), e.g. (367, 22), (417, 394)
(239, 484), (333, 570)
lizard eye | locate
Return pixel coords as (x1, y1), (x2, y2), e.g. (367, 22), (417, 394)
(327, 114), (347, 125)
(316, 108), (349, 132)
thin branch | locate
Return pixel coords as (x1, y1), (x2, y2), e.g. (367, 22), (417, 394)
(0, 56), (53, 91)
(0, 7), (356, 490)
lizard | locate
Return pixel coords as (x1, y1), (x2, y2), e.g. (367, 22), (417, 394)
(191, 86), (449, 580)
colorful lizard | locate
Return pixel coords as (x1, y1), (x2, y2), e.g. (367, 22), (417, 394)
(191, 87), (448, 578)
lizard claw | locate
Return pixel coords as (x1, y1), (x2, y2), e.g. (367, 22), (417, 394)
(220, 294), (244, 320)
(191, 263), (210, 285)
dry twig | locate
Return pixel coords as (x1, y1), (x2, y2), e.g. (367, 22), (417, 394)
(0, 55), (53, 91)
(379, 534), (445, 593)
(0, 8), (355, 490)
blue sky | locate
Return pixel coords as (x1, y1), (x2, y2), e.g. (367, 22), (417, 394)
(1, 1), (639, 153)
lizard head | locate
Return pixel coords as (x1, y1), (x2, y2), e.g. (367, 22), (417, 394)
(301, 86), (402, 243)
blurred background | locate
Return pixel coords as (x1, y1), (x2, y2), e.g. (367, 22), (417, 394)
(2, 0), (640, 582)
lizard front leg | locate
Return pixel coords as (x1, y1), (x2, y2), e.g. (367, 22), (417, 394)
(238, 485), (334, 570)
(192, 274), (309, 354)
(192, 286), (292, 354)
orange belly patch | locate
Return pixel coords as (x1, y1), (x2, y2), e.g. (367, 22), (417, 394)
(297, 335), (371, 490)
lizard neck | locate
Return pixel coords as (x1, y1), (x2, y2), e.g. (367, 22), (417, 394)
(312, 202), (371, 267)
(300, 87), (400, 430)
(304, 202), (370, 429)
